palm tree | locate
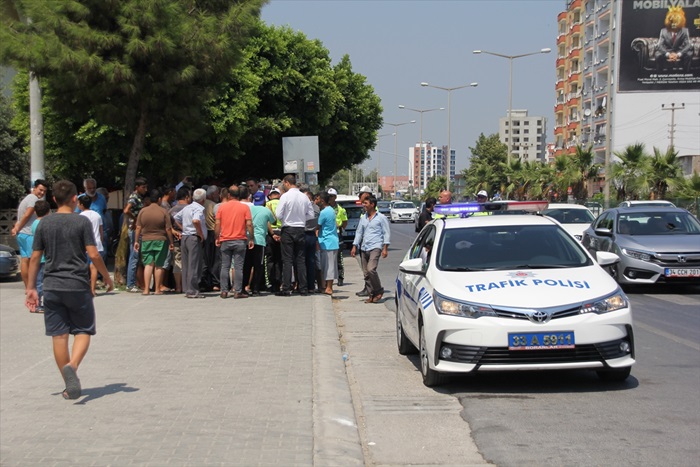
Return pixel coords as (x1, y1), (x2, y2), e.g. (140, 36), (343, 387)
(552, 153), (578, 201)
(610, 143), (650, 200)
(649, 146), (683, 200)
(571, 145), (600, 201)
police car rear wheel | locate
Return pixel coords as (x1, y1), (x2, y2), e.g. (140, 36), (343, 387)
(420, 324), (446, 387)
(396, 307), (417, 355)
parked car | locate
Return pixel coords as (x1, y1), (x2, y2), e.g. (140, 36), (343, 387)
(390, 201), (417, 223)
(0, 244), (20, 280)
(337, 199), (364, 249)
(377, 201), (392, 216)
(618, 200), (676, 208)
(581, 205), (700, 285)
(541, 204), (596, 241)
(396, 201), (634, 387)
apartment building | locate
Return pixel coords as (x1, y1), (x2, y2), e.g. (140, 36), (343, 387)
(408, 142), (455, 192)
(498, 110), (547, 162)
(555, 0), (699, 176)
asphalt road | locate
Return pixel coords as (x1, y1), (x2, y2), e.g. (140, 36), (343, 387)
(380, 221), (699, 467)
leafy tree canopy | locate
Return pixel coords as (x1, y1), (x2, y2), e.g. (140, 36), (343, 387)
(200, 23), (383, 185)
(1, 0), (267, 195)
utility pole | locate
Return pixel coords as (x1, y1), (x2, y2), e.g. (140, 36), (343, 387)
(661, 103), (685, 149)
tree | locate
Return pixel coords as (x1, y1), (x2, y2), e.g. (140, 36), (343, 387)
(201, 24), (382, 184)
(1, 0), (267, 196)
(423, 176), (447, 200)
(610, 143), (651, 200)
(462, 133), (507, 197)
(649, 146), (683, 200)
(0, 82), (27, 208)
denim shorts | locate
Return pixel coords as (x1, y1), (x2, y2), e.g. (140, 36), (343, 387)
(43, 290), (96, 336)
(17, 233), (33, 258)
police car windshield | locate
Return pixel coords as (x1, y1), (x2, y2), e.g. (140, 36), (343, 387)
(437, 225), (592, 271)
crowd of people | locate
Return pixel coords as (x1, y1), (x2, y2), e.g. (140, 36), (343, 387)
(12, 174), (393, 304)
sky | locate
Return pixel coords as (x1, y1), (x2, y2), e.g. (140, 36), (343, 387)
(261, 0), (564, 178)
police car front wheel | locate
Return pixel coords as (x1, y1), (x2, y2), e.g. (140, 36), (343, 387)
(420, 325), (447, 387)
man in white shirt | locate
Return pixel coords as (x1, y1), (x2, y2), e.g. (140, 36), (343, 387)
(275, 175), (315, 296)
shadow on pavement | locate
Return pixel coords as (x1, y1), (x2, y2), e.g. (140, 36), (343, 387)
(67, 382), (140, 405)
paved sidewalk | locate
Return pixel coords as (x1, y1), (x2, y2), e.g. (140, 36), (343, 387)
(0, 274), (361, 466)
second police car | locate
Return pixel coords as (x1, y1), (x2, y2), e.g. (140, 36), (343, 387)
(396, 201), (635, 387)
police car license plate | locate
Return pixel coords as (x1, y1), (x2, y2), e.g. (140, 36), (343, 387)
(508, 332), (575, 350)
(664, 268), (700, 277)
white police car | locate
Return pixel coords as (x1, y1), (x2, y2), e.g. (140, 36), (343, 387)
(396, 201), (635, 387)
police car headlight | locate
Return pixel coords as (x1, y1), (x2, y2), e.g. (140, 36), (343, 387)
(621, 248), (653, 262)
(580, 289), (628, 314)
(434, 293), (497, 319)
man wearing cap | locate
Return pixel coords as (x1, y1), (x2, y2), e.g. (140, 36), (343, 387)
(358, 185), (372, 205)
(327, 188), (347, 286)
(472, 189), (492, 216)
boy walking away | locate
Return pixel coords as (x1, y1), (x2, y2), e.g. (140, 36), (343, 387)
(30, 200), (51, 313)
(77, 195), (105, 296)
(25, 180), (114, 400)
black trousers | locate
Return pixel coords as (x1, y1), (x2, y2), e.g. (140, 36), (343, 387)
(281, 226), (307, 293)
(200, 229), (220, 289)
(242, 244), (265, 293)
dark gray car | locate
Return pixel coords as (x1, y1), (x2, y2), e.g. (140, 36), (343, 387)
(581, 206), (700, 285)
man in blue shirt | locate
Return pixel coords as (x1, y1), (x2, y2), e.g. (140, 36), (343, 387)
(351, 195), (390, 304)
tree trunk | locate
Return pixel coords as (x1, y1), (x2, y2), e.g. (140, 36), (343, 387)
(123, 102), (149, 201)
(113, 219), (130, 286)
(115, 103), (148, 285)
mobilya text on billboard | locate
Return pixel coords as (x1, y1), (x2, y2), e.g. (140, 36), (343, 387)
(619, 1), (700, 92)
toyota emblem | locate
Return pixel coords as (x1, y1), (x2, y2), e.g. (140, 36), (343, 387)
(528, 310), (550, 324)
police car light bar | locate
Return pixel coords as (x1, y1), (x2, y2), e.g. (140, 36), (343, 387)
(433, 200), (548, 216)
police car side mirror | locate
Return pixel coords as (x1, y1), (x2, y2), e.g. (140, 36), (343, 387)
(596, 251), (619, 267)
(399, 258), (425, 275)
(594, 227), (613, 237)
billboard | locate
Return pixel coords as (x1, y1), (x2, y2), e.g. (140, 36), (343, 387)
(619, 1), (700, 92)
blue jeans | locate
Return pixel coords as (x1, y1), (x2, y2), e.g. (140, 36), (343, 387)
(126, 229), (139, 288)
(219, 240), (247, 293)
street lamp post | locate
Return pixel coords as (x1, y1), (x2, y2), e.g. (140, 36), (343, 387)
(473, 48), (551, 165)
(398, 106), (444, 196)
(385, 120), (416, 199)
(376, 133), (394, 193)
(420, 81), (478, 192)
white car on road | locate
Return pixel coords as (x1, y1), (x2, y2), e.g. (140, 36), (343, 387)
(540, 203), (596, 241)
(395, 201), (635, 387)
(390, 201), (417, 223)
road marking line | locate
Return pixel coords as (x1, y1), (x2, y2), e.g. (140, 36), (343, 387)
(635, 321), (700, 351)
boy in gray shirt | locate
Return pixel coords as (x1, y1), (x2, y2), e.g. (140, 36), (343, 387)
(25, 180), (114, 400)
